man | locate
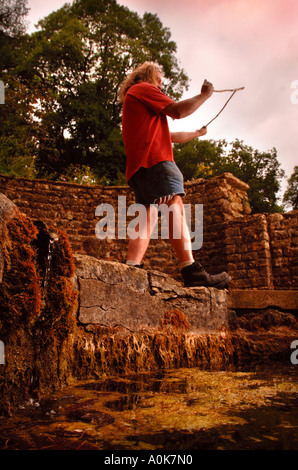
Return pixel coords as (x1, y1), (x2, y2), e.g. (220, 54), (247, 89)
(119, 62), (231, 289)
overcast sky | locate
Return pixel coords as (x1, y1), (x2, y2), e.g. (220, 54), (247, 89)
(27, 0), (298, 196)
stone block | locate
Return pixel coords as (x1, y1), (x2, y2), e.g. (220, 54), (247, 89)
(79, 278), (162, 330)
(229, 289), (298, 311)
(75, 254), (229, 333)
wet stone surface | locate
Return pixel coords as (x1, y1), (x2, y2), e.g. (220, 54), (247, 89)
(0, 366), (297, 450)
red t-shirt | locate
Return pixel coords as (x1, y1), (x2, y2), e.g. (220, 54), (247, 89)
(122, 82), (175, 181)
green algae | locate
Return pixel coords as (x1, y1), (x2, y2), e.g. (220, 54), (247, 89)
(0, 366), (297, 450)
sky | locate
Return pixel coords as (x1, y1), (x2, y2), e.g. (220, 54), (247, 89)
(26, 0), (298, 198)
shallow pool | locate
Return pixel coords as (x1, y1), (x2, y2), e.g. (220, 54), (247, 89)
(0, 365), (297, 450)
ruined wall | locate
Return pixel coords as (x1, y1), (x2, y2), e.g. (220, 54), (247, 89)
(0, 193), (297, 415)
(225, 214), (274, 289)
(0, 172), (297, 290)
(268, 212), (298, 290)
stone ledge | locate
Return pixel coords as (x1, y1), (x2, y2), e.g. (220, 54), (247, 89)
(228, 289), (298, 311)
(74, 254), (229, 333)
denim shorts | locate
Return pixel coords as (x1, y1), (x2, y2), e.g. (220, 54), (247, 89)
(128, 161), (185, 205)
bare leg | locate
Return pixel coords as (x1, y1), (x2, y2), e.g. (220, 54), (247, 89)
(127, 195), (194, 265)
(162, 195), (194, 263)
(126, 195), (231, 289)
(127, 204), (158, 264)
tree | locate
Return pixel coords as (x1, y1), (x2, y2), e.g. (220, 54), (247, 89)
(283, 166), (298, 210)
(0, 0), (29, 71)
(173, 139), (225, 181)
(0, 76), (40, 178)
(0, 0), (29, 37)
(0, 0), (39, 177)
(174, 139), (285, 214)
(10, 0), (188, 182)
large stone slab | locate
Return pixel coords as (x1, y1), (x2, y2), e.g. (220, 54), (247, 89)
(229, 289), (298, 311)
(74, 254), (229, 332)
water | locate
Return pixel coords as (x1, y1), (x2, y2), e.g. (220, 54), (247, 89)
(0, 366), (297, 450)
(43, 233), (59, 294)
(32, 220), (59, 297)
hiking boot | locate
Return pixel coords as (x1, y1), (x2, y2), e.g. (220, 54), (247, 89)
(134, 263), (144, 269)
(125, 262), (144, 269)
(181, 261), (231, 289)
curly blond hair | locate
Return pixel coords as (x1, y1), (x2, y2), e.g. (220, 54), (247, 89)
(119, 62), (162, 103)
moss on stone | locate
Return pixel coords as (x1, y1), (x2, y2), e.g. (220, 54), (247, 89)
(0, 210), (77, 415)
(0, 213), (41, 334)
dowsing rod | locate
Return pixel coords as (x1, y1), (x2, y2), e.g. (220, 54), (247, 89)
(205, 86), (245, 127)
(214, 87), (245, 93)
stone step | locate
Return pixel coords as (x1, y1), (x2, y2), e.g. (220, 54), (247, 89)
(74, 254), (229, 333)
(229, 289), (298, 311)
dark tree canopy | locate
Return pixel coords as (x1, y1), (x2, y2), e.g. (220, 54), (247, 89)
(173, 139), (285, 214)
(0, 0), (29, 37)
(0, 0), (188, 182)
(0, 0), (287, 214)
(283, 166), (298, 210)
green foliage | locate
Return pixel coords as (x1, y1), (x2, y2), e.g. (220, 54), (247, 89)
(58, 164), (98, 185)
(0, 0), (188, 183)
(283, 166), (298, 210)
(174, 139), (285, 214)
(0, 0), (29, 37)
(0, 1), (39, 178)
(0, 76), (39, 178)
(0, 0), (287, 215)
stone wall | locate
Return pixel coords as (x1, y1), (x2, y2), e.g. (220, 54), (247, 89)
(225, 214), (274, 289)
(268, 212), (298, 290)
(0, 193), (297, 414)
(0, 172), (297, 290)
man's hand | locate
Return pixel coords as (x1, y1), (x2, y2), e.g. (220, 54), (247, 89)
(171, 126), (207, 143)
(194, 126), (207, 137)
(201, 79), (214, 98)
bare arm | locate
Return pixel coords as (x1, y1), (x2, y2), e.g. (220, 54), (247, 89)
(163, 80), (214, 120)
(170, 126), (207, 143)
